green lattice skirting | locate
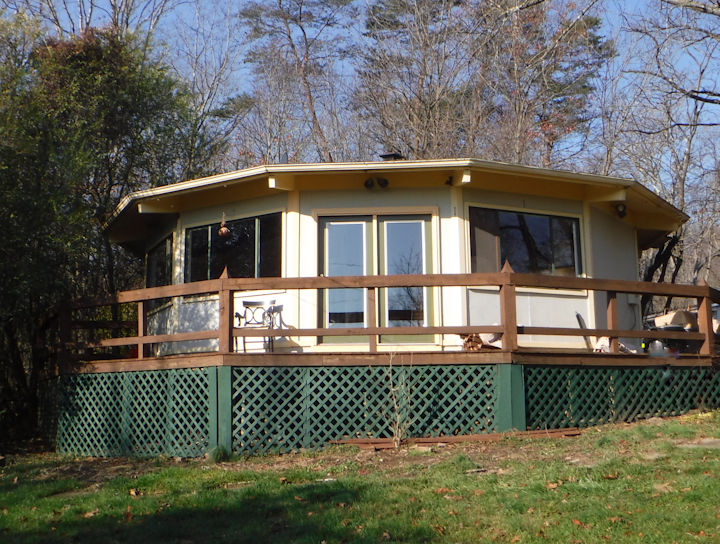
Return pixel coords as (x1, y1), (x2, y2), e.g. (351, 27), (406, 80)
(55, 364), (720, 457)
(56, 368), (211, 457)
(231, 365), (497, 454)
(525, 366), (720, 430)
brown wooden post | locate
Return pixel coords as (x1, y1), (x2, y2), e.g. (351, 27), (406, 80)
(499, 262), (517, 351)
(367, 287), (377, 353)
(58, 304), (71, 369)
(218, 268), (234, 354)
(137, 301), (146, 359)
(697, 282), (715, 356)
(606, 291), (619, 353)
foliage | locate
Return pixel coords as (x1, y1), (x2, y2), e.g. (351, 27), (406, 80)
(0, 15), (219, 440)
(1, 413), (719, 542)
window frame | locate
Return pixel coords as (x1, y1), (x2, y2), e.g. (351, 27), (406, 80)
(182, 211), (283, 283)
(466, 203), (584, 277)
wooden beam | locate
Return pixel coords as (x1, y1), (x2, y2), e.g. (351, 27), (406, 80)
(587, 188), (627, 202)
(268, 175), (295, 190)
(137, 200), (178, 213)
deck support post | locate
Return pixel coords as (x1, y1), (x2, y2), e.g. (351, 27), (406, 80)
(213, 366), (232, 453)
(496, 364), (526, 432)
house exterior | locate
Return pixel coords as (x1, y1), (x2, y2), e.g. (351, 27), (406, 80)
(53, 158), (718, 458)
(107, 158), (686, 354)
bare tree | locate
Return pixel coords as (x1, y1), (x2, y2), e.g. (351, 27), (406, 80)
(0, 0), (181, 40)
(238, 0), (356, 163)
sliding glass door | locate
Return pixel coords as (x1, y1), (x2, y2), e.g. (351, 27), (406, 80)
(320, 214), (432, 344)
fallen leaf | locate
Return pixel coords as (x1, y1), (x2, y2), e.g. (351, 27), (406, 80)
(12, 477), (17, 485)
(546, 481), (561, 489)
(653, 482), (672, 493)
(526, 507), (535, 514)
(603, 472), (619, 480)
(474, 489), (485, 496)
(434, 487), (454, 494)
(680, 487), (691, 493)
(294, 495), (306, 502)
(279, 477), (288, 484)
(382, 531), (391, 540)
(448, 510), (458, 516)
(82, 508), (99, 519)
(510, 536), (521, 543)
(306, 511), (315, 517)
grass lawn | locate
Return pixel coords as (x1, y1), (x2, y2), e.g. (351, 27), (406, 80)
(1, 412), (719, 543)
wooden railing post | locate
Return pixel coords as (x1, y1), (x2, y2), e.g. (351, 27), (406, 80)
(367, 287), (377, 353)
(137, 301), (146, 359)
(499, 262), (517, 351)
(697, 283), (715, 356)
(606, 291), (619, 353)
(218, 269), (234, 354)
(58, 304), (71, 369)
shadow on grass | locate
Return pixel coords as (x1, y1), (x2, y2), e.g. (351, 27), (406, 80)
(3, 479), (435, 544)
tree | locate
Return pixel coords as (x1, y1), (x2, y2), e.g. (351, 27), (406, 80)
(354, 0), (613, 164)
(237, 0), (356, 163)
(0, 19), (218, 439)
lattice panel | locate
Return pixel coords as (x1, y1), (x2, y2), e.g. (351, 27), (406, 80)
(57, 373), (125, 456)
(231, 365), (497, 454)
(56, 369), (210, 457)
(526, 366), (720, 430)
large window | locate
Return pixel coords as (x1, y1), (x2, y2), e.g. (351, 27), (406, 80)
(184, 212), (281, 282)
(469, 207), (582, 276)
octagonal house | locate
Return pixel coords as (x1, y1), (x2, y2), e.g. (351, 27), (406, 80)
(55, 158), (719, 458)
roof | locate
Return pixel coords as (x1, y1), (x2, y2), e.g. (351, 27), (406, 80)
(107, 158), (688, 252)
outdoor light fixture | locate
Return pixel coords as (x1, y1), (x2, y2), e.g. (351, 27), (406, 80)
(615, 203), (627, 218)
(364, 177), (389, 189)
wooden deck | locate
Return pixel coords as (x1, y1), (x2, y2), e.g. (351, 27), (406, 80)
(58, 269), (720, 374)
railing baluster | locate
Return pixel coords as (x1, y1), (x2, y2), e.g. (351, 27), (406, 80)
(606, 291), (619, 353)
(137, 301), (146, 359)
(367, 287), (377, 353)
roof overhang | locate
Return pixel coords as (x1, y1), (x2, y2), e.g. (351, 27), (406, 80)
(107, 158), (688, 253)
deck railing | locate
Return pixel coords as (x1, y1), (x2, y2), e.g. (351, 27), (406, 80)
(60, 269), (719, 366)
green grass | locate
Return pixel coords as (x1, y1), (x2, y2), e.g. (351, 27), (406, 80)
(1, 412), (719, 543)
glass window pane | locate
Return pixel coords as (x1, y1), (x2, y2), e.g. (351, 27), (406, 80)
(499, 212), (552, 273)
(551, 216), (577, 276)
(469, 207), (500, 273)
(209, 218), (254, 278)
(258, 213), (282, 277)
(326, 222), (365, 328)
(385, 221), (424, 326)
(185, 227), (209, 282)
(147, 236), (171, 288)
(469, 206), (581, 277)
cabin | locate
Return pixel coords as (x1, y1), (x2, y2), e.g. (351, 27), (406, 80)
(55, 159), (720, 457)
